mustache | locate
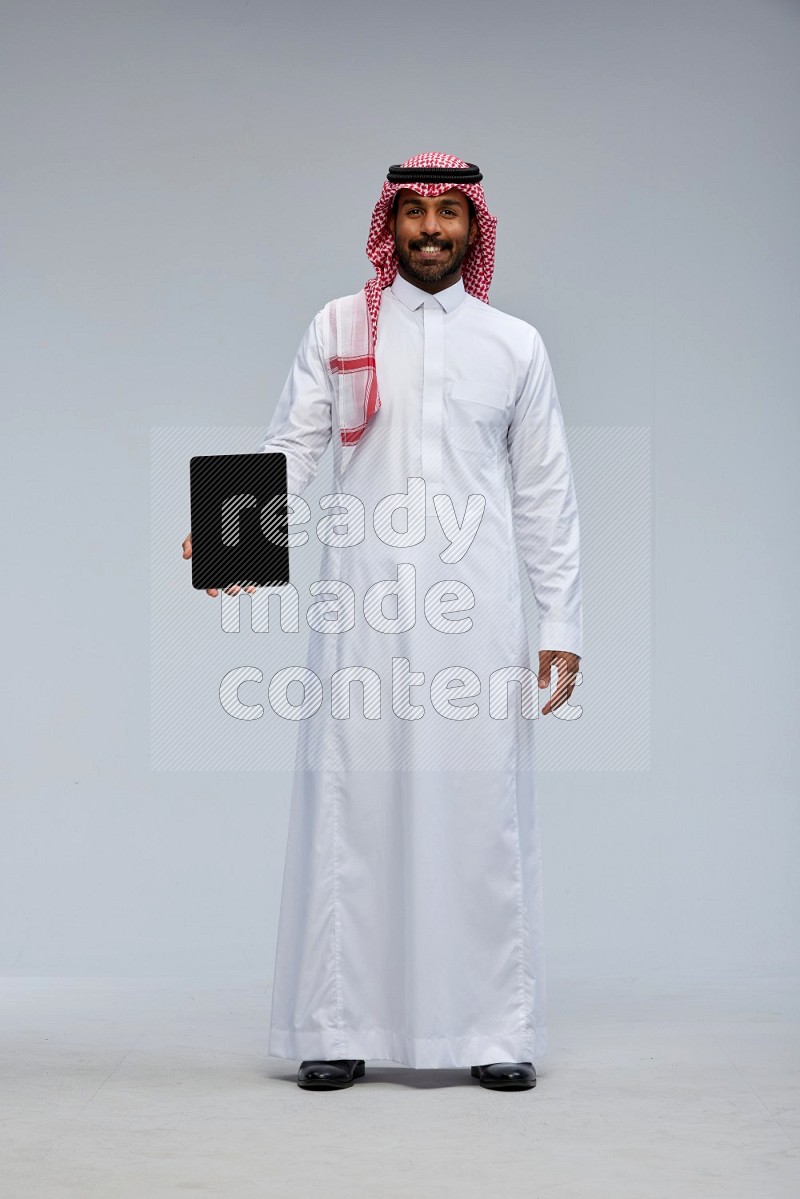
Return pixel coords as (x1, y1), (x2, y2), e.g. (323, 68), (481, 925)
(410, 238), (452, 251)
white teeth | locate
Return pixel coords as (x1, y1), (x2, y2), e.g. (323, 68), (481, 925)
(420, 246), (442, 253)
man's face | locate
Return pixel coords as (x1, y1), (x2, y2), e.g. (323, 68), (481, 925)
(388, 188), (477, 291)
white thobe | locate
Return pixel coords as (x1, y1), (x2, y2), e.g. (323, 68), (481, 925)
(259, 273), (582, 1067)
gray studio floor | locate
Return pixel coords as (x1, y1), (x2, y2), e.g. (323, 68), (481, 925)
(2, 974), (798, 1198)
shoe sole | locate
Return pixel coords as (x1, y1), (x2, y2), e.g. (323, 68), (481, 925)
(297, 1078), (357, 1090)
(477, 1080), (536, 1090)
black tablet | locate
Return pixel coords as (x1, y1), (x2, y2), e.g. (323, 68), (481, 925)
(189, 452), (289, 589)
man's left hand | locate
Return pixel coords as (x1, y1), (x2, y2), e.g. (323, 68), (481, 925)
(538, 650), (581, 716)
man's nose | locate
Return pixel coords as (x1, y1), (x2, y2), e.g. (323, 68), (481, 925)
(420, 211), (442, 236)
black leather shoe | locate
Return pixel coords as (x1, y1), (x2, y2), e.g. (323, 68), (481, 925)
(297, 1059), (366, 1089)
(470, 1061), (536, 1090)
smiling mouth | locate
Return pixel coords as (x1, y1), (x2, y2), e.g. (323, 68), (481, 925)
(414, 244), (449, 255)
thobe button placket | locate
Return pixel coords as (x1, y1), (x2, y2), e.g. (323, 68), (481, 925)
(421, 303), (445, 514)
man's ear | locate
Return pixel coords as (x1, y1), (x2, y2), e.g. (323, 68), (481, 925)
(468, 215), (477, 245)
(387, 208), (396, 236)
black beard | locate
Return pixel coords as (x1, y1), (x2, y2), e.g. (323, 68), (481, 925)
(395, 233), (470, 285)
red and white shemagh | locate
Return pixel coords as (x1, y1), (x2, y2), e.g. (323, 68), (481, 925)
(329, 152), (498, 446)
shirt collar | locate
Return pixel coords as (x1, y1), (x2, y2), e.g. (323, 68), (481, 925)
(389, 272), (466, 312)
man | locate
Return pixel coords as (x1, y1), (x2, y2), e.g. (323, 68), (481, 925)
(183, 152), (582, 1091)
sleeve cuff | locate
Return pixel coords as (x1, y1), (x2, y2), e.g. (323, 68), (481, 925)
(537, 621), (583, 659)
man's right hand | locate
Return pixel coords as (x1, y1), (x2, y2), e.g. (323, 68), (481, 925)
(181, 533), (256, 598)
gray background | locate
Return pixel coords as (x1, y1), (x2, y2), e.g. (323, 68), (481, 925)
(2, 0), (798, 989)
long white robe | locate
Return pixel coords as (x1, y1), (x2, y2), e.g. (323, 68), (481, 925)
(259, 273), (582, 1068)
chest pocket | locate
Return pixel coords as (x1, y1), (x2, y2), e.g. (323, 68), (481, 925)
(445, 383), (509, 458)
